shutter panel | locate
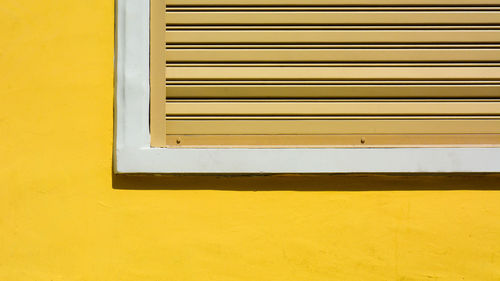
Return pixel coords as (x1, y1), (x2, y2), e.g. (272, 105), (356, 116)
(150, 0), (500, 147)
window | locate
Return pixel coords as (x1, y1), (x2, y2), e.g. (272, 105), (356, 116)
(114, 0), (500, 173)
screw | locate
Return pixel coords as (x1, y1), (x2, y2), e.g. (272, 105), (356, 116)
(176, 138), (181, 144)
(360, 137), (366, 144)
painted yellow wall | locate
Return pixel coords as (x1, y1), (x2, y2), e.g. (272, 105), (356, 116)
(1, 1), (500, 280)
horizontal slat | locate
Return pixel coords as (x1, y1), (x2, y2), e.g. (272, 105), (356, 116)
(166, 48), (500, 62)
(166, 63), (500, 66)
(165, 0), (500, 6)
(165, 119), (500, 134)
(165, 85), (500, 97)
(165, 101), (500, 115)
(165, 30), (500, 43)
(166, 98), (500, 101)
(167, 116), (500, 119)
(166, 7), (500, 10)
(165, 12), (500, 25)
(166, 80), (500, 84)
(165, 67), (500, 80)
(165, 44), (500, 48)
(165, 134), (500, 147)
(166, 25), (500, 30)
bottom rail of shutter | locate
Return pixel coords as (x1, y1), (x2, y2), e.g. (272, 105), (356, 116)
(165, 134), (500, 147)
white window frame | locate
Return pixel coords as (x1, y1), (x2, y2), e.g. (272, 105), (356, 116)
(114, 0), (500, 174)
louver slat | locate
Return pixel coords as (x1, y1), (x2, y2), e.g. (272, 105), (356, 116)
(149, 0), (500, 147)
(165, 67), (500, 80)
(165, 0), (500, 5)
(164, 120), (500, 135)
(166, 30), (500, 43)
(166, 12), (500, 25)
(166, 49), (500, 62)
(165, 101), (500, 115)
(165, 85), (500, 98)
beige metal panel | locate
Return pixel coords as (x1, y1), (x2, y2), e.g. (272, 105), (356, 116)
(166, 25), (500, 30)
(166, 80), (500, 84)
(166, 44), (500, 48)
(165, 30), (500, 43)
(165, 12), (500, 25)
(165, 67), (500, 80)
(165, 101), (500, 115)
(166, 116), (500, 119)
(165, 119), (500, 134)
(166, 7), (500, 11)
(165, 48), (500, 62)
(165, 85), (500, 98)
(167, 63), (500, 67)
(165, 134), (500, 147)
(156, 0), (500, 145)
(165, 0), (500, 6)
(150, 0), (167, 147)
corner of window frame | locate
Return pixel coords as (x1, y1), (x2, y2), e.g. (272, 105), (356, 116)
(114, 0), (500, 174)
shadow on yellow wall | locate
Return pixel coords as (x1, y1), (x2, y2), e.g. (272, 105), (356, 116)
(113, 173), (500, 191)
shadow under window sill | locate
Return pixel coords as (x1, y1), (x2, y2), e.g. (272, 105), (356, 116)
(113, 173), (500, 191)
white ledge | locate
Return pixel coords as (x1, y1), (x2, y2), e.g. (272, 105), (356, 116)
(116, 147), (500, 174)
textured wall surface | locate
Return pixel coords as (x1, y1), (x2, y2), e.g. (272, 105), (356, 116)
(1, 1), (500, 280)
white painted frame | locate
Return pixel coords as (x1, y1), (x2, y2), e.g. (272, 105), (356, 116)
(114, 0), (500, 174)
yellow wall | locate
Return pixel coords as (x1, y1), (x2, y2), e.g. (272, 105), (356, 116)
(1, 1), (500, 280)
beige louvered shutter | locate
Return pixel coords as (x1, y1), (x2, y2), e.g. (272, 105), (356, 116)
(150, 0), (500, 147)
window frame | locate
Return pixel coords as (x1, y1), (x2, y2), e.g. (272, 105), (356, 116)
(114, 0), (500, 174)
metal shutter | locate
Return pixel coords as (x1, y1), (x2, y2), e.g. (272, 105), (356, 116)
(150, 0), (500, 147)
